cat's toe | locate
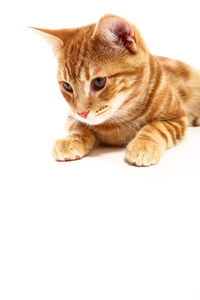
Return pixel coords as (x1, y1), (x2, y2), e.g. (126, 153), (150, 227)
(126, 140), (163, 166)
(52, 138), (87, 161)
(192, 117), (200, 127)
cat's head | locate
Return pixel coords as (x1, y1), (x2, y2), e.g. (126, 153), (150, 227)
(32, 15), (148, 125)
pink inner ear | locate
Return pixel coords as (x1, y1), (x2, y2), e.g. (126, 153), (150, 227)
(115, 23), (132, 44)
(114, 23), (131, 37)
(95, 15), (137, 53)
(111, 21), (136, 52)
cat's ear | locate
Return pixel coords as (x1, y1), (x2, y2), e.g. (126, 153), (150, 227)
(29, 27), (78, 56)
(30, 28), (64, 56)
(93, 14), (137, 53)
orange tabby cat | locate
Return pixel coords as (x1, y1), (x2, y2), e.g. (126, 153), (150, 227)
(32, 14), (200, 166)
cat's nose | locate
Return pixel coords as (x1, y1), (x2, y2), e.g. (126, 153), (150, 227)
(77, 111), (89, 119)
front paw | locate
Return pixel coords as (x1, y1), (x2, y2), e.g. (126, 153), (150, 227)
(52, 137), (89, 161)
(126, 139), (164, 167)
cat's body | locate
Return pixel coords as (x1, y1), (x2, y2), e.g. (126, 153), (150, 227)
(158, 56), (200, 127)
(32, 15), (200, 166)
(79, 55), (200, 147)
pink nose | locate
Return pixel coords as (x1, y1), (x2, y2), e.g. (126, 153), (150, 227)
(77, 111), (89, 119)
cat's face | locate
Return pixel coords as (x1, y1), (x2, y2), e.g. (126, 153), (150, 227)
(32, 15), (148, 125)
(57, 42), (141, 125)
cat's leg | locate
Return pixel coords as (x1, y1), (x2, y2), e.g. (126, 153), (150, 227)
(126, 117), (187, 166)
(52, 116), (95, 161)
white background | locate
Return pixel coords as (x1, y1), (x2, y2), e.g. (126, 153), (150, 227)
(0, 0), (200, 299)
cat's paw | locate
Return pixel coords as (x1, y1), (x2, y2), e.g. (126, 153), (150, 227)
(126, 139), (164, 167)
(52, 137), (88, 161)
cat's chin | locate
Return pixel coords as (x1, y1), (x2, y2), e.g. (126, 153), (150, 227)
(75, 117), (108, 126)
(72, 112), (110, 126)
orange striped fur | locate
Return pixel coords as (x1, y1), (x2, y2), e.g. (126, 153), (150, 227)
(33, 15), (200, 166)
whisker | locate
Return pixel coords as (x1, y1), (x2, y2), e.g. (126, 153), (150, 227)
(95, 108), (110, 117)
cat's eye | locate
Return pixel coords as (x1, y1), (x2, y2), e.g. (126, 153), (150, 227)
(62, 81), (73, 92)
(92, 77), (106, 90)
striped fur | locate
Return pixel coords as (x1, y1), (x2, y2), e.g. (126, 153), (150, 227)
(33, 15), (200, 166)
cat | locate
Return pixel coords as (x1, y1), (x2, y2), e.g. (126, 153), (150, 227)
(31, 14), (200, 166)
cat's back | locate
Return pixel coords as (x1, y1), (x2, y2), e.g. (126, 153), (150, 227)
(156, 55), (195, 91)
(156, 55), (200, 126)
